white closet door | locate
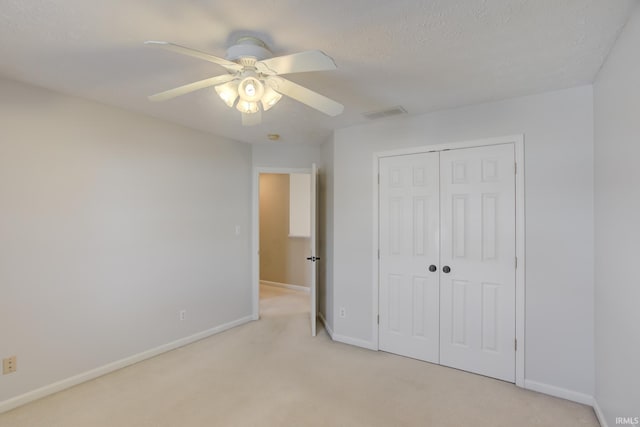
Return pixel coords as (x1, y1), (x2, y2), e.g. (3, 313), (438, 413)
(439, 144), (516, 382)
(379, 152), (440, 363)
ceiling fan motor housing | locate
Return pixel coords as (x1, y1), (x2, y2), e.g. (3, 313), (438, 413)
(226, 36), (273, 64)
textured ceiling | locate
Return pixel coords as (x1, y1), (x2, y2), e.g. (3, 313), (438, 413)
(0, 0), (636, 145)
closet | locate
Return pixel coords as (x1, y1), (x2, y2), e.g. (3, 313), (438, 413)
(378, 143), (516, 382)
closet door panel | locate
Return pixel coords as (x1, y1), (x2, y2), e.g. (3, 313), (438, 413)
(439, 144), (516, 382)
(379, 153), (440, 363)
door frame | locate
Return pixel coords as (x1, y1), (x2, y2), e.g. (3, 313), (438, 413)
(372, 134), (526, 387)
(251, 167), (311, 320)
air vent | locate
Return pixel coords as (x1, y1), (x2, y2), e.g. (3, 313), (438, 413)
(363, 106), (407, 120)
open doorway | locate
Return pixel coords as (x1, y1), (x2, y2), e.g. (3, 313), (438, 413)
(252, 167), (318, 335)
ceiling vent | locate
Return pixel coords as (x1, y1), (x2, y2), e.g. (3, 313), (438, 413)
(363, 106), (407, 120)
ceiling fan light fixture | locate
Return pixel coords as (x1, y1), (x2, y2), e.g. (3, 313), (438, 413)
(245, 83), (256, 96)
(215, 81), (239, 108)
(238, 77), (264, 102)
(236, 100), (260, 114)
(261, 86), (283, 111)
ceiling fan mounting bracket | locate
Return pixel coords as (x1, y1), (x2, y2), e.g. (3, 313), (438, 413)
(226, 36), (273, 62)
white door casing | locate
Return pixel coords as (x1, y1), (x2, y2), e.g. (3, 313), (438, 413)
(439, 144), (516, 382)
(251, 167), (311, 322)
(379, 153), (441, 363)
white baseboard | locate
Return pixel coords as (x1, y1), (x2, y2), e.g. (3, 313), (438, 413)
(593, 399), (608, 427)
(524, 379), (594, 406)
(0, 315), (254, 414)
(318, 312), (334, 339)
(332, 333), (378, 351)
(260, 280), (310, 293)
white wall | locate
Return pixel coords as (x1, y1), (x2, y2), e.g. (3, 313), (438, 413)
(332, 86), (595, 397)
(594, 3), (640, 425)
(251, 142), (321, 169)
(0, 77), (252, 404)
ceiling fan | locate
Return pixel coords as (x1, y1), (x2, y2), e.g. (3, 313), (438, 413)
(145, 36), (344, 126)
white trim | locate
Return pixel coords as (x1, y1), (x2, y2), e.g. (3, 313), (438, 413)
(260, 280), (310, 294)
(318, 311), (334, 339)
(0, 315), (254, 414)
(372, 134), (526, 387)
(372, 134), (525, 157)
(593, 399), (609, 427)
(514, 136), (526, 387)
(524, 380), (594, 406)
(252, 167), (311, 319)
(332, 334), (378, 351)
(371, 151), (380, 350)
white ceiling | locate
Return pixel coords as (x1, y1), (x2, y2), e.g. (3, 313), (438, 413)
(0, 0), (636, 145)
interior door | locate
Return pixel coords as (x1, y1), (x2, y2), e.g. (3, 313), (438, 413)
(439, 144), (516, 382)
(309, 163), (318, 336)
(379, 153), (441, 363)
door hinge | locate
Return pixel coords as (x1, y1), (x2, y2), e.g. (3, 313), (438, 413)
(515, 257), (518, 269)
(378, 249), (380, 259)
(377, 174), (380, 185)
(515, 338), (518, 351)
(377, 315), (380, 325)
(514, 162), (517, 174)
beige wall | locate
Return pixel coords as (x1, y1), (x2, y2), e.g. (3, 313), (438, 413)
(259, 174), (310, 287)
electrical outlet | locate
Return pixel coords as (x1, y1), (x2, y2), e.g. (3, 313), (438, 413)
(178, 310), (186, 321)
(339, 307), (346, 318)
(3, 356), (16, 374)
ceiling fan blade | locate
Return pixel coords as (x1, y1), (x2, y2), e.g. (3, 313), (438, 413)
(268, 77), (344, 117)
(242, 110), (262, 126)
(145, 41), (243, 72)
(149, 74), (235, 102)
(256, 50), (337, 75)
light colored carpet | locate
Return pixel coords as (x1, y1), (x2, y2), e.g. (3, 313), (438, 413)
(0, 285), (598, 427)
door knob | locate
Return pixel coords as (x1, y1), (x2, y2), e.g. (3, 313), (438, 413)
(442, 265), (451, 273)
(428, 265), (437, 272)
